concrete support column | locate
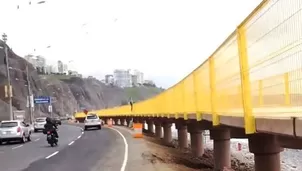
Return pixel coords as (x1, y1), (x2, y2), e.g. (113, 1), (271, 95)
(133, 117), (138, 123)
(114, 119), (119, 125)
(126, 118), (131, 127)
(249, 134), (283, 171)
(176, 122), (188, 150)
(147, 120), (154, 133)
(155, 122), (162, 138)
(120, 118), (125, 126)
(163, 122), (172, 145)
(210, 128), (231, 170)
(188, 123), (204, 157)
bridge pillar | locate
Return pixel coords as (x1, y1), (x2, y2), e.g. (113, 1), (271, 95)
(188, 123), (204, 157)
(163, 122), (172, 145)
(210, 128), (231, 170)
(154, 120), (163, 138)
(249, 134), (283, 171)
(126, 118), (131, 127)
(114, 118), (119, 125)
(133, 117), (139, 123)
(147, 120), (154, 134)
(119, 118), (125, 126)
(175, 121), (188, 150)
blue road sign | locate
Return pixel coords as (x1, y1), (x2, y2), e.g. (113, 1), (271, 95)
(34, 96), (51, 104)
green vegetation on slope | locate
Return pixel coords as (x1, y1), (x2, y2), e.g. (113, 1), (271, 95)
(124, 86), (164, 102)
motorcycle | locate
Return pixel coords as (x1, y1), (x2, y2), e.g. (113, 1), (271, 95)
(46, 130), (58, 147)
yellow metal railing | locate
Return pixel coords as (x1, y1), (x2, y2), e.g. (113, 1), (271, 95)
(77, 0), (302, 134)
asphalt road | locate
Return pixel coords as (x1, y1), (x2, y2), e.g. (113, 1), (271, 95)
(0, 124), (128, 171)
(23, 126), (125, 171)
(0, 124), (83, 171)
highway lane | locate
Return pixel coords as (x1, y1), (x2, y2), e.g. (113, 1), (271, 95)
(0, 124), (83, 171)
(22, 127), (125, 171)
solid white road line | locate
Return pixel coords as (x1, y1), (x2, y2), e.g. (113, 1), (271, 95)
(109, 127), (128, 171)
(68, 141), (74, 146)
(77, 135), (81, 139)
(45, 151), (59, 159)
(34, 138), (40, 142)
(12, 145), (23, 150)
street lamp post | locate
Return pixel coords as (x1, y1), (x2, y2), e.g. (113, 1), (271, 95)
(26, 64), (34, 124)
(2, 33), (13, 120)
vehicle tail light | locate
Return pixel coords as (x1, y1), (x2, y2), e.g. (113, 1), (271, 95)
(17, 127), (21, 133)
(47, 131), (51, 134)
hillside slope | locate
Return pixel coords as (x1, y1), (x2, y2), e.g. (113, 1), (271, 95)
(0, 42), (163, 121)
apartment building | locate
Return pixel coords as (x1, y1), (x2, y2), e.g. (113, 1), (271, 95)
(113, 69), (132, 87)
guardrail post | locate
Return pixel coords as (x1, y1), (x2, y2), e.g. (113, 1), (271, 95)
(193, 72), (202, 121)
(209, 57), (219, 125)
(258, 80), (263, 107)
(237, 26), (256, 134)
(181, 81), (188, 120)
(284, 73), (291, 106)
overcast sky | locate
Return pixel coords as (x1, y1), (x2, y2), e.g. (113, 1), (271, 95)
(0, 0), (261, 88)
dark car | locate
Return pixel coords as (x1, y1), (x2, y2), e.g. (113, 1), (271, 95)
(53, 117), (61, 125)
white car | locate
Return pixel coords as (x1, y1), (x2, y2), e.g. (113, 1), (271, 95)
(34, 117), (47, 132)
(84, 114), (102, 130)
(0, 120), (31, 144)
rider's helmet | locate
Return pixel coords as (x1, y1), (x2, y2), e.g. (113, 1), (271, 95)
(46, 117), (51, 123)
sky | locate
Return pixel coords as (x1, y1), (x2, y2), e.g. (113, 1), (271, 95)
(0, 0), (262, 88)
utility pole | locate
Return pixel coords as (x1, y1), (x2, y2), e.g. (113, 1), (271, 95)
(26, 64), (33, 124)
(2, 33), (13, 120)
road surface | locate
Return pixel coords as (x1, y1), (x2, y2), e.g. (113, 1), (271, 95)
(0, 125), (82, 171)
(0, 124), (128, 171)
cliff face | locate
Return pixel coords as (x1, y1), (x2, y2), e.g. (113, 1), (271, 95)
(0, 42), (163, 121)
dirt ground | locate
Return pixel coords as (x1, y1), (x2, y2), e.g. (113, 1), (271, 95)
(142, 129), (251, 171)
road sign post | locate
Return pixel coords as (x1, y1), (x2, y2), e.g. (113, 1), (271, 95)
(34, 96), (51, 104)
(34, 96), (52, 118)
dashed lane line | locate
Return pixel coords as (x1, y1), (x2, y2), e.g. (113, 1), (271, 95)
(45, 151), (59, 159)
(12, 145), (23, 150)
(68, 141), (74, 146)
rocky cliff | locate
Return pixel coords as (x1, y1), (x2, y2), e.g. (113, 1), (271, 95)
(0, 41), (163, 121)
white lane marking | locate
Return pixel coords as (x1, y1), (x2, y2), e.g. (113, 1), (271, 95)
(80, 128), (84, 132)
(109, 127), (128, 171)
(34, 138), (40, 142)
(81, 132), (84, 135)
(77, 135), (81, 139)
(12, 145), (23, 150)
(45, 151), (59, 159)
(68, 141), (74, 146)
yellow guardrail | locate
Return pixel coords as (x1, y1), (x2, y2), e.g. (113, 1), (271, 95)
(76, 0), (302, 134)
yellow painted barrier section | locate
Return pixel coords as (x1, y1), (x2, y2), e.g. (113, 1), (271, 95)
(75, 112), (86, 118)
(93, 0), (302, 134)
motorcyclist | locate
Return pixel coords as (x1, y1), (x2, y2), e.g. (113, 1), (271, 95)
(44, 117), (59, 138)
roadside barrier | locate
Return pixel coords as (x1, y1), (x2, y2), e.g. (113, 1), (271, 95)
(132, 123), (143, 138)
